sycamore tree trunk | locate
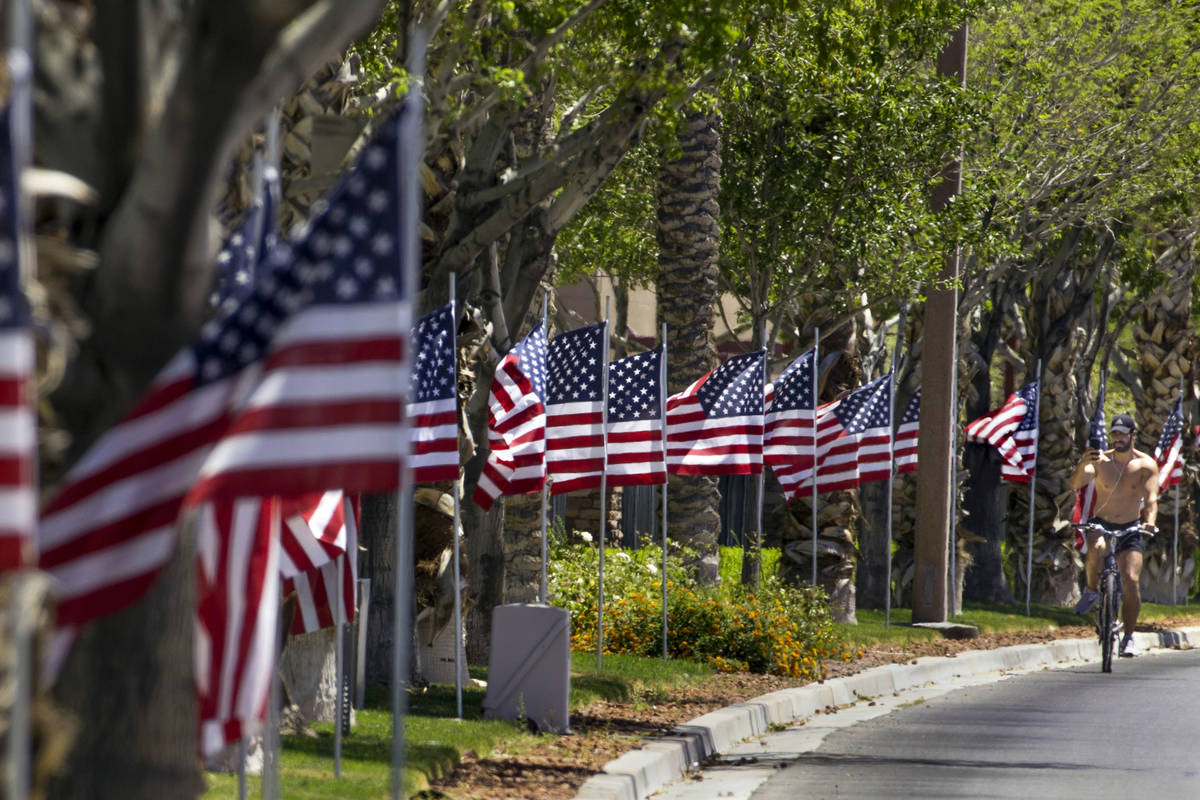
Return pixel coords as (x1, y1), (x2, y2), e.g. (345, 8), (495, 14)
(33, 6), (386, 797)
(656, 110), (722, 584)
(1134, 229), (1198, 604)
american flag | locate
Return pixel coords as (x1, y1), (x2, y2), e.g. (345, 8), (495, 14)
(210, 163), (280, 309)
(963, 381), (1040, 484)
(196, 490), (356, 758)
(38, 110), (413, 630)
(279, 489), (348, 578)
(546, 322), (607, 495)
(1071, 383), (1107, 525)
(894, 387), (920, 475)
(764, 349), (817, 498)
(606, 346), (665, 486)
(794, 373), (893, 494)
(666, 350), (765, 476)
(0, 98), (34, 570)
(411, 303), (459, 483)
(472, 323), (548, 509)
(195, 496), (282, 758)
(281, 492), (358, 634)
(1154, 397), (1184, 490)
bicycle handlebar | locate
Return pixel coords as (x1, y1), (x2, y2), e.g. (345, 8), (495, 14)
(1072, 521), (1157, 539)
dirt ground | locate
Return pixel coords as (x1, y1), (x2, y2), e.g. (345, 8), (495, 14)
(420, 616), (1197, 800)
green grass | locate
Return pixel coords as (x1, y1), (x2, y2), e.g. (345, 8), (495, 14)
(203, 653), (715, 799)
(718, 545), (781, 586)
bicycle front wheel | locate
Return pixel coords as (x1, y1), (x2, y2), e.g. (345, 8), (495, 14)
(1100, 571), (1118, 673)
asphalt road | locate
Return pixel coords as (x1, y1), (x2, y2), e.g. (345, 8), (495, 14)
(750, 648), (1200, 799)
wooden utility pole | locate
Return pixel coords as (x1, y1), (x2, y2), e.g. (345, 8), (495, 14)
(913, 23), (967, 623)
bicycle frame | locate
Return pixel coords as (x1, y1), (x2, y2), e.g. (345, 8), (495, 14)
(1073, 522), (1154, 673)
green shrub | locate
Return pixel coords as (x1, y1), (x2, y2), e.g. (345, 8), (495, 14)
(548, 538), (858, 679)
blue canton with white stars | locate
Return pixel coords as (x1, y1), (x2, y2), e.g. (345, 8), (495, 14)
(193, 113), (406, 387)
(0, 104), (29, 329)
(210, 167), (281, 310)
(512, 323), (548, 402)
(833, 374), (892, 434)
(608, 346), (662, 422)
(772, 350), (815, 412)
(414, 304), (456, 403)
(1015, 382), (1039, 431)
(899, 387), (920, 425)
(548, 322), (605, 404)
(697, 351), (764, 418)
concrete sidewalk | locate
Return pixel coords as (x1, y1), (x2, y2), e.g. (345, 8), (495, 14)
(572, 626), (1200, 800)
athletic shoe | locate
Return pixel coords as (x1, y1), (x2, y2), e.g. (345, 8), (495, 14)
(1074, 587), (1099, 614)
(1120, 634), (1137, 658)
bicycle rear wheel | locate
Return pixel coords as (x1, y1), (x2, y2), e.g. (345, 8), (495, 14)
(1100, 571), (1117, 673)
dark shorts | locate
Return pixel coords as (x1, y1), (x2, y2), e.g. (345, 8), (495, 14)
(1088, 517), (1145, 555)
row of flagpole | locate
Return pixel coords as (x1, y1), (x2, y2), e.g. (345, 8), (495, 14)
(7, 12), (1194, 796)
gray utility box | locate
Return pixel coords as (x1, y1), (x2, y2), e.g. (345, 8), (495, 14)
(482, 604), (570, 733)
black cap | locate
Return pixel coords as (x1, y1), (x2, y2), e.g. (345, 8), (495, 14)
(1111, 413), (1135, 433)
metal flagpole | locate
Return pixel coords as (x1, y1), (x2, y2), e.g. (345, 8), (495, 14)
(242, 108), (278, 800)
(948, 334), (960, 615)
(540, 291), (550, 604)
(756, 328), (765, 592)
(263, 507), (283, 800)
(1175, 376), (1183, 606)
(661, 323), (670, 659)
(597, 299), (611, 670)
(450, 274), (463, 717)
(5, 8), (33, 799)
(885, 308), (904, 629)
(392, 26), (426, 800)
(811, 328), (821, 587)
(1024, 360), (1042, 617)
(334, 550), (345, 777)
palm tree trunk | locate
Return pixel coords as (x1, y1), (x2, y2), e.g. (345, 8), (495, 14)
(656, 110), (723, 584)
(1134, 229), (1198, 604)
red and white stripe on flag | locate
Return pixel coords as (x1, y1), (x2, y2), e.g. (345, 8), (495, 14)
(411, 303), (459, 483)
(894, 388), (920, 476)
(0, 330), (34, 569)
(1071, 482), (1098, 524)
(37, 112), (412, 631)
(1154, 398), (1185, 490)
(279, 490), (346, 578)
(0, 97), (35, 570)
(195, 497), (282, 758)
(792, 374), (893, 495)
(473, 323), (548, 509)
(963, 382), (1039, 484)
(666, 350), (765, 476)
(606, 346), (666, 487)
(764, 350), (817, 499)
(282, 494), (358, 634)
(546, 322), (607, 494)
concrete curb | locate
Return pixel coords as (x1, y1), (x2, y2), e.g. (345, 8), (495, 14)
(571, 625), (1200, 800)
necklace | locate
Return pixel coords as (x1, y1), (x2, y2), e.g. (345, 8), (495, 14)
(1093, 456), (1130, 518)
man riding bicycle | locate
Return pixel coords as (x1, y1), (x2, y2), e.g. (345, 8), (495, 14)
(1068, 412), (1159, 657)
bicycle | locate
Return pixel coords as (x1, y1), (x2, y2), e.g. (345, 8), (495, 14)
(1072, 521), (1156, 673)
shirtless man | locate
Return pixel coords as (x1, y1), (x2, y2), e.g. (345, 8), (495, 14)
(1068, 412), (1159, 657)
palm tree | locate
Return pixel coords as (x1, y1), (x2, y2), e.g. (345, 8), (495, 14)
(1133, 229), (1198, 604)
(656, 110), (722, 584)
